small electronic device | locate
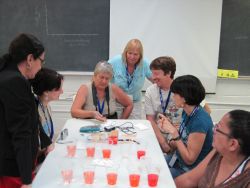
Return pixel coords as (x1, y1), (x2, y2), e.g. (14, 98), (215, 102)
(56, 128), (69, 144)
(104, 124), (116, 132)
(79, 125), (101, 133)
(59, 128), (68, 140)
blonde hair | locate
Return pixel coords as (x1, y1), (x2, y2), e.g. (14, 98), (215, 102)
(122, 39), (143, 65)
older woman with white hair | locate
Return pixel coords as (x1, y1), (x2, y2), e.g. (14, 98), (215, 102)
(71, 61), (133, 122)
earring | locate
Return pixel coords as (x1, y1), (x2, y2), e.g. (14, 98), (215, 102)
(181, 100), (186, 108)
(26, 63), (31, 70)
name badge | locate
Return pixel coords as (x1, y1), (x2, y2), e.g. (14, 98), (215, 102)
(169, 152), (178, 167)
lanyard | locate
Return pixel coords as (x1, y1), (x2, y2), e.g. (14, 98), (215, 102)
(97, 99), (105, 114)
(126, 64), (137, 88)
(169, 106), (199, 169)
(224, 156), (250, 184)
(179, 106), (199, 137)
(39, 101), (54, 139)
(159, 89), (171, 113)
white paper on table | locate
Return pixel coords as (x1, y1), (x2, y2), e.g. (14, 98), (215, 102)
(92, 159), (114, 167)
(134, 123), (149, 130)
(76, 141), (85, 149)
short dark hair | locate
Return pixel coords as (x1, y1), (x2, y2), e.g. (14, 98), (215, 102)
(0, 33), (44, 70)
(150, 56), (176, 79)
(170, 75), (205, 105)
(228, 110), (250, 156)
(31, 68), (64, 96)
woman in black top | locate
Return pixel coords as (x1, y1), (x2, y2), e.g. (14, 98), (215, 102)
(0, 33), (50, 188)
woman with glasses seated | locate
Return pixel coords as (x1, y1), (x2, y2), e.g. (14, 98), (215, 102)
(158, 75), (213, 178)
(71, 61), (133, 122)
(175, 110), (250, 188)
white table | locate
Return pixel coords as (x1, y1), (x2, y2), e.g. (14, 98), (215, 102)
(32, 119), (176, 188)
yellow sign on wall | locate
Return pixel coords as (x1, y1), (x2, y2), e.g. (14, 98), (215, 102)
(217, 69), (238, 78)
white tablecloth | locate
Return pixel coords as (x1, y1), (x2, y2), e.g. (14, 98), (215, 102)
(32, 118), (176, 188)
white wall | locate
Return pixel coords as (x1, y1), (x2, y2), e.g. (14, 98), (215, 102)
(110, 0), (222, 93)
(51, 75), (250, 138)
(206, 78), (250, 122)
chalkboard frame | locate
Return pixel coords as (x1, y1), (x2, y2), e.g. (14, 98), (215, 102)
(218, 0), (250, 77)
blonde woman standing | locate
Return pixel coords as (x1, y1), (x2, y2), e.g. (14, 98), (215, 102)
(108, 39), (152, 119)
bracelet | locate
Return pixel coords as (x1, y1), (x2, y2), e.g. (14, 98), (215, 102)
(160, 130), (169, 135)
(169, 136), (181, 142)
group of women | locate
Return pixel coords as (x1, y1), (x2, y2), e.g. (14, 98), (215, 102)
(0, 34), (65, 188)
(72, 39), (152, 120)
(0, 33), (249, 188)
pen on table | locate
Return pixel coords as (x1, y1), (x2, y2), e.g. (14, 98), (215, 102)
(118, 139), (140, 144)
(56, 140), (74, 144)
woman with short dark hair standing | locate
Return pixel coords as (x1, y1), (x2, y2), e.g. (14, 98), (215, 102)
(0, 33), (47, 188)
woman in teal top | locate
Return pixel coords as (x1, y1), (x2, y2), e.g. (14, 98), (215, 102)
(108, 39), (152, 119)
(158, 75), (213, 178)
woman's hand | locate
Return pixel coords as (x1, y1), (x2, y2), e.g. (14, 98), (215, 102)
(112, 84), (133, 119)
(158, 114), (179, 137)
(45, 143), (54, 155)
(21, 184), (32, 188)
(93, 111), (107, 122)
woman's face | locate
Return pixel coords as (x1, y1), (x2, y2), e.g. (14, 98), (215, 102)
(126, 48), (141, 65)
(27, 52), (45, 79)
(212, 113), (233, 151)
(93, 72), (111, 89)
(47, 80), (64, 102)
(172, 93), (185, 108)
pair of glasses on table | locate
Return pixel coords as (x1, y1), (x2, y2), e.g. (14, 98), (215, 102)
(108, 122), (137, 135)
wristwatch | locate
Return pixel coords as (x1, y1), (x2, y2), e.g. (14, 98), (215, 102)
(169, 136), (181, 142)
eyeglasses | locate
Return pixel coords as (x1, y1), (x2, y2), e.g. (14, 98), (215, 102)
(38, 56), (45, 65)
(118, 122), (136, 135)
(214, 124), (232, 138)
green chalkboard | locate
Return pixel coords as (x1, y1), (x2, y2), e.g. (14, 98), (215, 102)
(218, 0), (250, 76)
(0, 0), (110, 71)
